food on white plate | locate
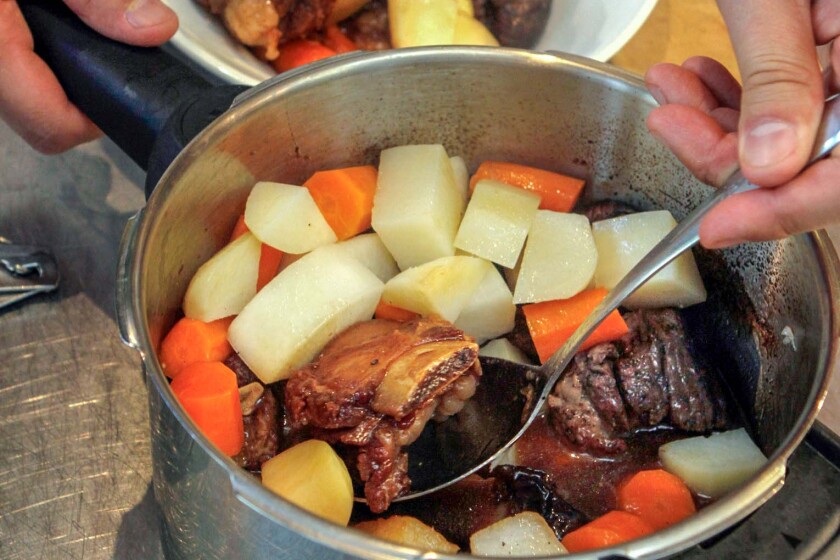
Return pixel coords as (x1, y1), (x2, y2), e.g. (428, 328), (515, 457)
(388, 0), (497, 47)
(454, 266), (516, 344)
(659, 428), (767, 498)
(469, 511), (567, 557)
(228, 249), (383, 383)
(261, 439), (354, 525)
(183, 231), (261, 322)
(285, 315), (480, 512)
(354, 515), (459, 553)
(479, 338), (534, 365)
(513, 210), (598, 304)
(381, 255), (492, 322)
(454, 179), (541, 268)
(244, 181), (337, 254)
(452, 10), (500, 45)
(372, 144), (465, 269)
(592, 210), (707, 309)
(311, 232), (399, 282)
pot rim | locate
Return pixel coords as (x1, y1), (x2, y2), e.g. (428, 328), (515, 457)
(125, 47), (840, 559)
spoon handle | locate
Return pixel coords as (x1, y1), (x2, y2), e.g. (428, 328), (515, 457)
(535, 93), (840, 414)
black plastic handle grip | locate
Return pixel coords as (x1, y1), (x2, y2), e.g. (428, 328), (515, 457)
(19, 0), (248, 194)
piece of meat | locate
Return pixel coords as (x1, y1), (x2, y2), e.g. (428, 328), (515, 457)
(473, 0), (551, 48)
(549, 308), (728, 455)
(285, 316), (481, 512)
(581, 200), (637, 223)
(340, 0), (391, 50)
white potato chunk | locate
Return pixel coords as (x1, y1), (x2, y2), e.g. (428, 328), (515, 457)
(228, 250), (383, 383)
(659, 428), (767, 499)
(372, 144), (465, 270)
(183, 232), (261, 322)
(469, 512), (567, 557)
(244, 181), (337, 254)
(311, 233), (399, 282)
(452, 12), (499, 46)
(455, 266), (516, 343)
(513, 211), (597, 304)
(454, 179), (541, 268)
(262, 440), (354, 526)
(450, 155), (469, 203)
(388, 0), (457, 47)
(479, 338), (534, 365)
(382, 256), (492, 322)
(355, 516), (459, 553)
(592, 210), (707, 308)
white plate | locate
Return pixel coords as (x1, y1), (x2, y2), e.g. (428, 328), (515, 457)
(163, 0), (658, 86)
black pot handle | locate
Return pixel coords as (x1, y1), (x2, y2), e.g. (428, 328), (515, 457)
(19, 0), (248, 195)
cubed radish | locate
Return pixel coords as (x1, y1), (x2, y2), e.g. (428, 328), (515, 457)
(479, 338), (534, 365)
(469, 512), (567, 556)
(454, 179), (541, 268)
(244, 181), (337, 254)
(450, 155), (469, 203)
(455, 266), (516, 343)
(513, 211), (597, 304)
(312, 233), (399, 282)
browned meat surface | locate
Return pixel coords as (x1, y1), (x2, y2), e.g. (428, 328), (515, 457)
(340, 0), (390, 50)
(473, 0), (550, 48)
(581, 199), (637, 223)
(285, 316), (481, 512)
(549, 309), (729, 455)
(225, 352), (260, 386)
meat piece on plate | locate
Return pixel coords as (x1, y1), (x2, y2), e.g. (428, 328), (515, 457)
(473, 0), (551, 48)
(285, 316), (481, 512)
(341, 0), (391, 50)
(549, 308), (728, 455)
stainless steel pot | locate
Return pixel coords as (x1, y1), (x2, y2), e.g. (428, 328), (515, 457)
(115, 48), (840, 559)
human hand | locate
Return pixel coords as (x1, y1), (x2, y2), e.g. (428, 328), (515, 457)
(0, 0), (178, 153)
(644, 0), (839, 248)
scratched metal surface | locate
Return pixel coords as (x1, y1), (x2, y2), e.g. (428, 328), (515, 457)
(0, 121), (164, 559)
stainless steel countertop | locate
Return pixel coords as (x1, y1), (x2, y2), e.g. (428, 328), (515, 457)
(1, 120), (838, 559)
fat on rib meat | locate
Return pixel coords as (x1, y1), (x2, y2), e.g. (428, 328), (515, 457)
(285, 316), (481, 512)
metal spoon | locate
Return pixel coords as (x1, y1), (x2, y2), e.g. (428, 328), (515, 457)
(397, 93), (840, 501)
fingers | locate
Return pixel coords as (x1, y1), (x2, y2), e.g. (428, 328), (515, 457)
(699, 155), (840, 247)
(63, 0), (178, 46)
(717, 0), (823, 187)
(0, 1), (101, 153)
(812, 0), (840, 45)
(681, 56), (742, 109)
(647, 104), (739, 188)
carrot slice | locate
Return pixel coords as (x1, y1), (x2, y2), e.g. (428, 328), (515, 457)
(522, 288), (629, 364)
(468, 161), (585, 212)
(617, 469), (696, 530)
(170, 361), (244, 456)
(323, 25), (358, 53)
(257, 244), (284, 292)
(159, 317), (234, 378)
(273, 40), (337, 72)
(230, 213), (249, 241)
(374, 300), (420, 322)
(562, 510), (654, 553)
(304, 165), (378, 240)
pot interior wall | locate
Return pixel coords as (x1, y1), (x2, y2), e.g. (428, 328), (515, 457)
(140, 50), (832, 480)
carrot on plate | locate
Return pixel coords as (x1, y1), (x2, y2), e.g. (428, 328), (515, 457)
(304, 165), (378, 240)
(159, 316), (234, 378)
(374, 299), (420, 322)
(562, 510), (654, 553)
(468, 160), (585, 213)
(273, 39), (337, 72)
(617, 469), (696, 530)
(170, 361), (244, 456)
(323, 25), (358, 53)
(522, 288), (629, 364)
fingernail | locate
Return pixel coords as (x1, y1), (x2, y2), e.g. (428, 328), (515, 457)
(741, 119), (797, 169)
(648, 85), (667, 105)
(126, 0), (171, 28)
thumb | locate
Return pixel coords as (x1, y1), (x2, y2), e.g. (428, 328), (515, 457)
(63, 0), (178, 47)
(718, 0), (823, 187)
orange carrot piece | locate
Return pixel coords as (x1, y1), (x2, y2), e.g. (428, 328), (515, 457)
(323, 25), (358, 53)
(562, 510), (654, 553)
(170, 361), (244, 456)
(617, 469), (696, 530)
(257, 244), (284, 292)
(468, 161), (585, 212)
(230, 213), (248, 241)
(273, 40), (337, 72)
(374, 300), (420, 322)
(304, 165), (378, 240)
(523, 288), (629, 364)
(159, 317), (234, 378)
